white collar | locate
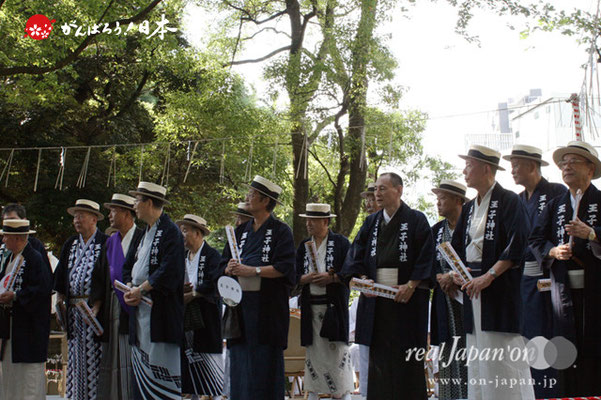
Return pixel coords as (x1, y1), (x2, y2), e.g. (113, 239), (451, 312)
(476, 182), (496, 207)
(188, 241), (205, 261)
(120, 224), (137, 255)
(383, 207), (398, 224)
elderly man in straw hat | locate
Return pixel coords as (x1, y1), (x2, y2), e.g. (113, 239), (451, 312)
(0, 219), (52, 399)
(341, 167), (434, 400)
(296, 203), (353, 400)
(503, 144), (566, 399)
(361, 183), (381, 214)
(121, 182), (185, 400)
(429, 180), (469, 400)
(89, 194), (144, 399)
(232, 202), (253, 227)
(451, 144), (533, 400)
(220, 175), (296, 400)
(530, 141), (601, 397)
(1, 203), (52, 275)
(54, 199), (109, 400)
(177, 214), (224, 399)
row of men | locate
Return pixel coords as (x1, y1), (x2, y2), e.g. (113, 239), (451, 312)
(0, 140), (601, 400)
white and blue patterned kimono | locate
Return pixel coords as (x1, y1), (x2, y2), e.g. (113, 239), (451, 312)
(55, 229), (107, 400)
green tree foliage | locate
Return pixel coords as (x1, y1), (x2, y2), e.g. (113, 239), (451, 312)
(0, 0), (288, 250)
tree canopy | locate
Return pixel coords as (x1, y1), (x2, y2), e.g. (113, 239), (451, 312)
(2, 0), (583, 250)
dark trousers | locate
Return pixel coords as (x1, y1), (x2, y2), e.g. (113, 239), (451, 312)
(559, 288), (601, 397)
(367, 297), (427, 400)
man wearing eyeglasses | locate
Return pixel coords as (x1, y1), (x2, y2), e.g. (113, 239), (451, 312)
(530, 141), (601, 397)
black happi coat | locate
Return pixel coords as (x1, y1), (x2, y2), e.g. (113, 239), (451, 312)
(186, 242), (223, 354)
(451, 182), (529, 334)
(295, 230), (351, 346)
(0, 243), (52, 362)
(340, 203), (434, 349)
(430, 219), (458, 346)
(520, 177), (566, 265)
(122, 213), (186, 346)
(28, 236), (52, 275)
(89, 226), (144, 342)
(219, 214), (296, 349)
(529, 183), (601, 352)
(54, 230), (108, 339)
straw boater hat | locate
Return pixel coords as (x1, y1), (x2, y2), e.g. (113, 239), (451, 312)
(0, 219), (36, 235)
(231, 202), (253, 218)
(67, 199), (104, 220)
(431, 180), (469, 202)
(553, 141), (601, 179)
(361, 182), (376, 198)
(459, 144), (505, 171)
(103, 193), (136, 212)
(502, 144), (549, 166)
(243, 175), (283, 204)
(176, 214), (210, 236)
(129, 181), (170, 205)
(299, 203), (337, 218)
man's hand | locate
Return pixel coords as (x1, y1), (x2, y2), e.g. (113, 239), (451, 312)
(437, 273), (459, 298)
(462, 273), (494, 300)
(0, 291), (15, 304)
(183, 282), (194, 294)
(566, 218), (594, 240)
(230, 262), (255, 277)
(183, 291), (196, 305)
(299, 272), (317, 285)
(91, 304), (100, 317)
(359, 276), (377, 298)
(549, 244), (573, 260)
(124, 286), (143, 306)
(225, 259), (237, 276)
(312, 272), (334, 287)
(393, 283), (415, 304)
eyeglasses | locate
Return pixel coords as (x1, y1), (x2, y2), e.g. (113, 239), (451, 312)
(558, 159), (590, 169)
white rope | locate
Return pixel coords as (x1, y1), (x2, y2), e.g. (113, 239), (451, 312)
(245, 139), (254, 181)
(183, 142), (199, 183)
(106, 147), (117, 187)
(160, 143), (171, 187)
(219, 141), (226, 184)
(33, 149), (42, 192)
(272, 134), (279, 178)
(138, 145), (144, 183)
(54, 147), (66, 190)
(1, 149), (15, 187)
(295, 133), (307, 179)
(76, 147), (91, 188)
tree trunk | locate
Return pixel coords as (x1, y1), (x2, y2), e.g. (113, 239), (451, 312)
(336, 0), (377, 237)
(291, 126), (309, 244)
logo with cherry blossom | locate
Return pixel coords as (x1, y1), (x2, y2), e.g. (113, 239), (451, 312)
(24, 14), (56, 40)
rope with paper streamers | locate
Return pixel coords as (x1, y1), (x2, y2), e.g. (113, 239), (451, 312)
(0, 96), (591, 192)
(0, 149), (14, 187)
(76, 147), (91, 188)
(106, 147), (117, 187)
(54, 147), (66, 191)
